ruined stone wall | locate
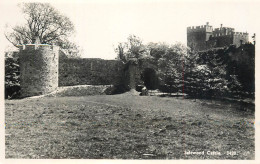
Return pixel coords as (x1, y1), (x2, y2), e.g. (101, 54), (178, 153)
(122, 59), (139, 89)
(59, 58), (124, 86)
(123, 58), (158, 90)
(19, 44), (59, 97)
(58, 57), (158, 90)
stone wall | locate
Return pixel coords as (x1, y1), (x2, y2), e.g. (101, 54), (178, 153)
(187, 31), (207, 51)
(122, 58), (158, 90)
(207, 35), (233, 48)
(19, 44), (59, 97)
(17, 45), (157, 97)
(233, 33), (249, 47)
(58, 57), (158, 90)
(187, 23), (250, 51)
(59, 58), (125, 86)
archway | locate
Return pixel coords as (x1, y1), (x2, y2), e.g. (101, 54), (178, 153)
(141, 68), (158, 90)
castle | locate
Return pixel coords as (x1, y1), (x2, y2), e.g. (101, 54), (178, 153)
(14, 23), (252, 98)
(17, 44), (158, 97)
(18, 44), (60, 97)
(187, 22), (249, 51)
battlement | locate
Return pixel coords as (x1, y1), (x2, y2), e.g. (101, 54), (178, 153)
(212, 27), (234, 37)
(18, 43), (59, 97)
(18, 44), (59, 52)
(234, 32), (249, 35)
(187, 22), (213, 33)
(187, 23), (249, 37)
(187, 22), (250, 51)
(187, 25), (213, 33)
(214, 27), (234, 31)
(212, 32), (233, 37)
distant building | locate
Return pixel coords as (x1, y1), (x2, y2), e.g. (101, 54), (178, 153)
(187, 22), (249, 51)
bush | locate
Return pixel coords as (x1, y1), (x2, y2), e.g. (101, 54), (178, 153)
(5, 86), (21, 99)
(5, 56), (20, 99)
(104, 84), (129, 95)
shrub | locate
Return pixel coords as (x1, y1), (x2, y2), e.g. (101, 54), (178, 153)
(104, 84), (129, 95)
(5, 56), (20, 99)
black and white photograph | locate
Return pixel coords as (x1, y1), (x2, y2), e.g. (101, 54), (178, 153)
(1, 0), (258, 162)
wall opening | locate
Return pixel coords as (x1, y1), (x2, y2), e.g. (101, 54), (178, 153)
(141, 68), (158, 90)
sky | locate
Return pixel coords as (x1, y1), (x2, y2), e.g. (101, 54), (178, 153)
(0, 0), (259, 59)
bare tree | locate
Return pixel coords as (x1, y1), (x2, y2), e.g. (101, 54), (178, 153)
(5, 3), (75, 49)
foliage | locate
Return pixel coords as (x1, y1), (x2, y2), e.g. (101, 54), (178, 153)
(141, 41), (254, 99)
(115, 43), (127, 62)
(5, 53), (20, 99)
(156, 43), (186, 94)
(144, 42), (187, 94)
(184, 45), (254, 99)
(104, 84), (130, 95)
(226, 44), (255, 95)
(60, 39), (82, 58)
(196, 51), (228, 98)
(5, 3), (79, 55)
(115, 35), (148, 62)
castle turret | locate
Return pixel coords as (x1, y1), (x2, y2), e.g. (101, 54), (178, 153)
(18, 44), (59, 97)
(187, 23), (250, 51)
(187, 22), (213, 51)
(233, 32), (249, 47)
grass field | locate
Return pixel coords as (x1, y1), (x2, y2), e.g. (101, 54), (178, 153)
(5, 93), (255, 159)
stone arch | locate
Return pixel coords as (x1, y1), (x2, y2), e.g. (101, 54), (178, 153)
(141, 68), (158, 90)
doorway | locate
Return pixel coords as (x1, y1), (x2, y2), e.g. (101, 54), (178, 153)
(141, 68), (158, 90)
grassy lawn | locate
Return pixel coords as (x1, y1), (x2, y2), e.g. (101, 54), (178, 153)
(5, 93), (255, 159)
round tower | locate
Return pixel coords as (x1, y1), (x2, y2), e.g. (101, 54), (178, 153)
(18, 44), (59, 97)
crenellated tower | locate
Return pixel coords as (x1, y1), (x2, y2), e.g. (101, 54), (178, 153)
(18, 44), (59, 97)
(187, 22), (213, 51)
(187, 22), (249, 51)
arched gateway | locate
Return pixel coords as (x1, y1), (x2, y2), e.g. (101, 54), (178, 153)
(141, 68), (158, 90)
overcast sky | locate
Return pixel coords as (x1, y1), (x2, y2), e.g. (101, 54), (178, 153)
(0, 0), (259, 59)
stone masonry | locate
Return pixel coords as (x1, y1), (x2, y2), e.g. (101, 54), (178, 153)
(187, 22), (249, 51)
(19, 44), (59, 97)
